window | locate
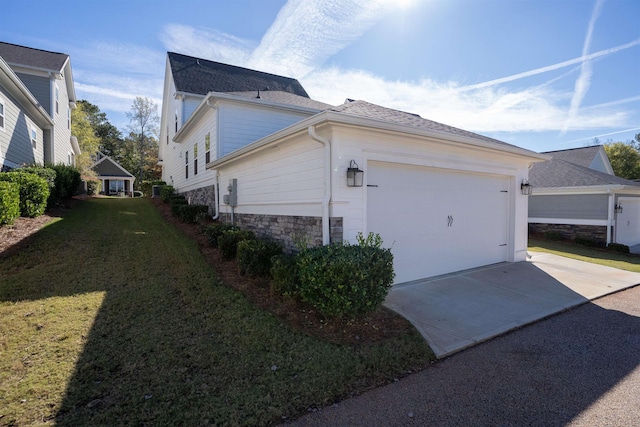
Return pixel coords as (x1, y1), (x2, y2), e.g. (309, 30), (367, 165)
(175, 111), (178, 133)
(193, 143), (198, 175)
(67, 108), (70, 129)
(31, 126), (37, 148)
(185, 150), (189, 179)
(205, 132), (211, 163)
(166, 125), (169, 145)
(55, 85), (59, 114)
(0, 99), (4, 130)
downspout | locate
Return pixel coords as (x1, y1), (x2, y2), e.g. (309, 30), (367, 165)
(211, 170), (220, 221)
(308, 126), (331, 245)
(607, 191), (614, 245)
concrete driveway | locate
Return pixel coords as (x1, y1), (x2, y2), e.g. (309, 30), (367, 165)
(383, 252), (640, 358)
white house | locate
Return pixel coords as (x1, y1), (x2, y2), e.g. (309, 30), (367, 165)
(0, 42), (79, 170)
(528, 145), (640, 248)
(160, 53), (546, 284)
(91, 152), (136, 197)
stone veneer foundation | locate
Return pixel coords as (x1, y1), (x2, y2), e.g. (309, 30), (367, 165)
(528, 223), (608, 245)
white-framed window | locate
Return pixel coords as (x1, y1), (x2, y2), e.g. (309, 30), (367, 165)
(193, 143), (198, 175)
(185, 150), (189, 179)
(0, 98), (5, 130)
(67, 108), (71, 129)
(31, 126), (37, 148)
(175, 111), (178, 133)
(55, 85), (59, 114)
(205, 132), (211, 163)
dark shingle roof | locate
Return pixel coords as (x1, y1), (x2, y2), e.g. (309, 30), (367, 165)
(0, 42), (68, 71)
(225, 90), (332, 111)
(529, 158), (640, 188)
(542, 146), (602, 168)
(329, 99), (515, 148)
(168, 52), (309, 98)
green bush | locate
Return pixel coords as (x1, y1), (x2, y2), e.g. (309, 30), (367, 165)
(237, 239), (283, 277)
(160, 185), (175, 203)
(48, 164), (81, 207)
(608, 242), (630, 253)
(296, 233), (394, 318)
(544, 230), (565, 241)
(20, 166), (56, 192)
(176, 204), (209, 223)
(270, 254), (299, 295)
(574, 237), (605, 248)
(203, 223), (239, 247)
(86, 180), (99, 195)
(0, 171), (50, 217)
(140, 180), (166, 197)
(218, 229), (255, 260)
(0, 181), (20, 225)
(170, 198), (189, 216)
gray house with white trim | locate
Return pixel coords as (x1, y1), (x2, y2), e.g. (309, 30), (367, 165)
(528, 145), (640, 247)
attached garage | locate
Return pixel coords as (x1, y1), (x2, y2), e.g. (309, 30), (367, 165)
(367, 161), (511, 283)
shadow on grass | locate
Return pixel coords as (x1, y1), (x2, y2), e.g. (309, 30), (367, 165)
(529, 238), (640, 270)
(0, 198), (431, 426)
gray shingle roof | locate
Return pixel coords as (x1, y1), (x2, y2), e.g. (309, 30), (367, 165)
(0, 42), (68, 71)
(168, 52), (309, 97)
(225, 90), (332, 111)
(529, 158), (640, 188)
(330, 99), (516, 148)
(542, 146), (601, 168)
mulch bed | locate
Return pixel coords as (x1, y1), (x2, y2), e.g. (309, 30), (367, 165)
(1, 197), (416, 345)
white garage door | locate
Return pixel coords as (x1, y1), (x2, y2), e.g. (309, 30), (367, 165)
(615, 197), (640, 246)
(367, 161), (510, 284)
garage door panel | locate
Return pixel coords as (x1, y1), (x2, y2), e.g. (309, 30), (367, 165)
(616, 198), (640, 246)
(367, 161), (509, 284)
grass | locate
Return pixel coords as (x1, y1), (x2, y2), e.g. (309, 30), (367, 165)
(529, 238), (640, 273)
(0, 198), (433, 426)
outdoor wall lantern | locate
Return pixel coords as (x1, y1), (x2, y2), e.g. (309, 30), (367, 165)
(521, 180), (533, 196)
(615, 203), (623, 214)
(347, 160), (364, 187)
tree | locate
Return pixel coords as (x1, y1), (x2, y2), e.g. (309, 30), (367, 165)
(77, 100), (124, 161)
(604, 141), (640, 180)
(71, 102), (101, 178)
(126, 97), (159, 184)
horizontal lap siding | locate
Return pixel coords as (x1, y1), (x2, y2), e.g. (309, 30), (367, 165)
(0, 87), (44, 168)
(529, 194), (609, 220)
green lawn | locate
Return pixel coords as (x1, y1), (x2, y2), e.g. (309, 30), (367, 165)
(529, 238), (640, 273)
(0, 198), (433, 426)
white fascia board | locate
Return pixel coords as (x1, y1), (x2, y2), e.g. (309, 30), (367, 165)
(71, 136), (81, 155)
(0, 57), (53, 128)
(174, 91), (321, 143)
(206, 110), (549, 170)
(62, 58), (76, 103)
(532, 185), (640, 195)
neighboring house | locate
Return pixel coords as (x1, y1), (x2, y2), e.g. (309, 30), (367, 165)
(0, 42), (79, 170)
(160, 52), (546, 284)
(528, 145), (640, 247)
(91, 152), (135, 196)
(0, 55), (52, 171)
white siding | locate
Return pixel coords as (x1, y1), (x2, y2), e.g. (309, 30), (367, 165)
(218, 103), (310, 157)
(52, 79), (72, 165)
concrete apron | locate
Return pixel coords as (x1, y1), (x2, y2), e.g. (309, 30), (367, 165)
(383, 252), (640, 359)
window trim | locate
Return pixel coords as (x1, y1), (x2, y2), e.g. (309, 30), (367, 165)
(0, 98), (5, 131)
(193, 142), (198, 175)
(55, 84), (59, 115)
(30, 126), (37, 148)
(205, 132), (211, 163)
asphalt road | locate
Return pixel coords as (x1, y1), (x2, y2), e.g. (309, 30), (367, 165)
(287, 285), (640, 426)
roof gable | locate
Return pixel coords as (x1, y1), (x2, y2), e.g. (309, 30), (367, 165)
(168, 52), (309, 98)
(0, 42), (68, 72)
(529, 158), (640, 189)
(543, 145), (613, 174)
(92, 153), (134, 178)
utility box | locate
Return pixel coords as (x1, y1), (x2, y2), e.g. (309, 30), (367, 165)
(151, 185), (161, 198)
(223, 179), (237, 207)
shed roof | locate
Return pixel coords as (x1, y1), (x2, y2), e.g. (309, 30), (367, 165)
(168, 52), (309, 98)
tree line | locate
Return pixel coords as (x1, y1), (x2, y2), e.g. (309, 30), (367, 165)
(72, 97), (160, 186)
(601, 133), (640, 180)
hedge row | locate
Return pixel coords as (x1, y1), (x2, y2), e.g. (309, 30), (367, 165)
(0, 181), (20, 225)
(0, 171), (49, 217)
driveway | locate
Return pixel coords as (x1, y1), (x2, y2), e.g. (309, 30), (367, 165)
(384, 252), (640, 358)
(287, 279), (640, 426)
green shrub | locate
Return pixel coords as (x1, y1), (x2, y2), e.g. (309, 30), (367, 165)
(0, 181), (20, 225)
(86, 180), (99, 195)
(574, 237), (605, 248)
(203, 223), (239, 247)
(160, 185), (175, 203)
(20, 166), (56, 192)
(0, 171), (50, 217)
(170, 198), (189, 216)
(237, 239), (283, 277)
(176, 204), (209, 223)
(140, 180), (166, 197)
(270, 254), (299, 295)
(218, 229), (255, 260)
(544, 230), (565, 241)
(296, 233), (394, 318)
(608, 242), (630, 253)
(47, 164), (81, 207)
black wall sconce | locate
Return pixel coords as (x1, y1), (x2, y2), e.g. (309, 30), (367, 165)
(615, 203), (623, 214)
(347, 160), (364, 187)
(521, 180), (533, 196)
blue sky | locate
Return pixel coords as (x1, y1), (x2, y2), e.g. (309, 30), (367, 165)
(2, 0), (639, 153)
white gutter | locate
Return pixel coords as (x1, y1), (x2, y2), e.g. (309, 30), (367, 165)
(308, 125), (331, 245)
(211, 170), (220, 221)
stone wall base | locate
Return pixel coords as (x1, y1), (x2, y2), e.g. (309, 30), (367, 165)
(181, 186), (216, 216)
(529, 223), (608, 245)
(219, 212), (343, 253)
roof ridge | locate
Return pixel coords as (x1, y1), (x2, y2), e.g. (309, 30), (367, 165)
(0, 41), (67, 57)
